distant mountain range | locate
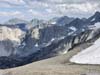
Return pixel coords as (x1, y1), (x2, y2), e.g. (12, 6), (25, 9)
(5, 18), (29, 25)
(0, 11), (100, 68)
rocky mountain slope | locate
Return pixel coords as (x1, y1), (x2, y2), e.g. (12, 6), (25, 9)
(0, 42), (100, 75)
(5, 18), (28, 25)
(19, 11), (100, 59)
(0, 25), (25, 57)
(0, 12), (100, 69)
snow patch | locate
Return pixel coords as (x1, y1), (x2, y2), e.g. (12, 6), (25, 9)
(51, 22), (56, 24)
(62, 50), (68, 54)
(70, 37), (100, 64)
(89, 22), (100, 29)
(94, 22), (100, 29)
(91, 18), (95, 22)
(68, 32), (74, 35)
(51, 38), (55, 41)
(35, 43), (39, 47)
(69, 26), (77, 31)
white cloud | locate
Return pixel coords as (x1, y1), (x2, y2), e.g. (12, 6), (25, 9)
(0, 2), (11, 8)
(25, 0), (100, 18)
(0, 0), (100, 22)
(1, 0), (25, 5)
(0, 11), (25, 19)
(45, 9), (53, 13)
(66, 3), (98, 12)
(25, 1), (47, 6)
(0, 0), (26, 8)
(29, 9), (44, 17)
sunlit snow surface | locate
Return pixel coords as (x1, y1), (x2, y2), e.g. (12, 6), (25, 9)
(89, 22), (100, 29)
(70, 37), (100, 64)
(69, 26), (77, 31)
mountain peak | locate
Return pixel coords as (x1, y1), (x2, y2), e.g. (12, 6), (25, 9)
(74, 18), (81, 21)
(56, 16), (74, 25)
(91, 11), (100, 19)
(94, 11), (100, 16)
(5, 18), (28, 25)
(68, 18), (85, 28)
(87, 11), (100, 24)
(71, 18), (83, 23)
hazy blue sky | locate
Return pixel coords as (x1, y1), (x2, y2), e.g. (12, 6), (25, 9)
(0, 0), (100, 23)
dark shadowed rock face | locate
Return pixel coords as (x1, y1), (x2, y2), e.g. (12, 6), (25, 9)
(87, 11), (100, 25)
(68, 18), (86, 29)
(0, 56), (22, 69)
(56, 16), (74, 25)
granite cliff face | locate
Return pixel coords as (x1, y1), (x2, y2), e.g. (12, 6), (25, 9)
(0, 25), (25, 57)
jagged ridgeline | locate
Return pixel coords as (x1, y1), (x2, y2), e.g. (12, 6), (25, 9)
(0, 11), (100, 69)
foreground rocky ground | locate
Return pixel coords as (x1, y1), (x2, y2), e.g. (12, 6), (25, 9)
(0, 42), (100, 75)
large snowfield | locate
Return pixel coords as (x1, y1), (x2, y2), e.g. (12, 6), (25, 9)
(70, 37), (100, 64)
